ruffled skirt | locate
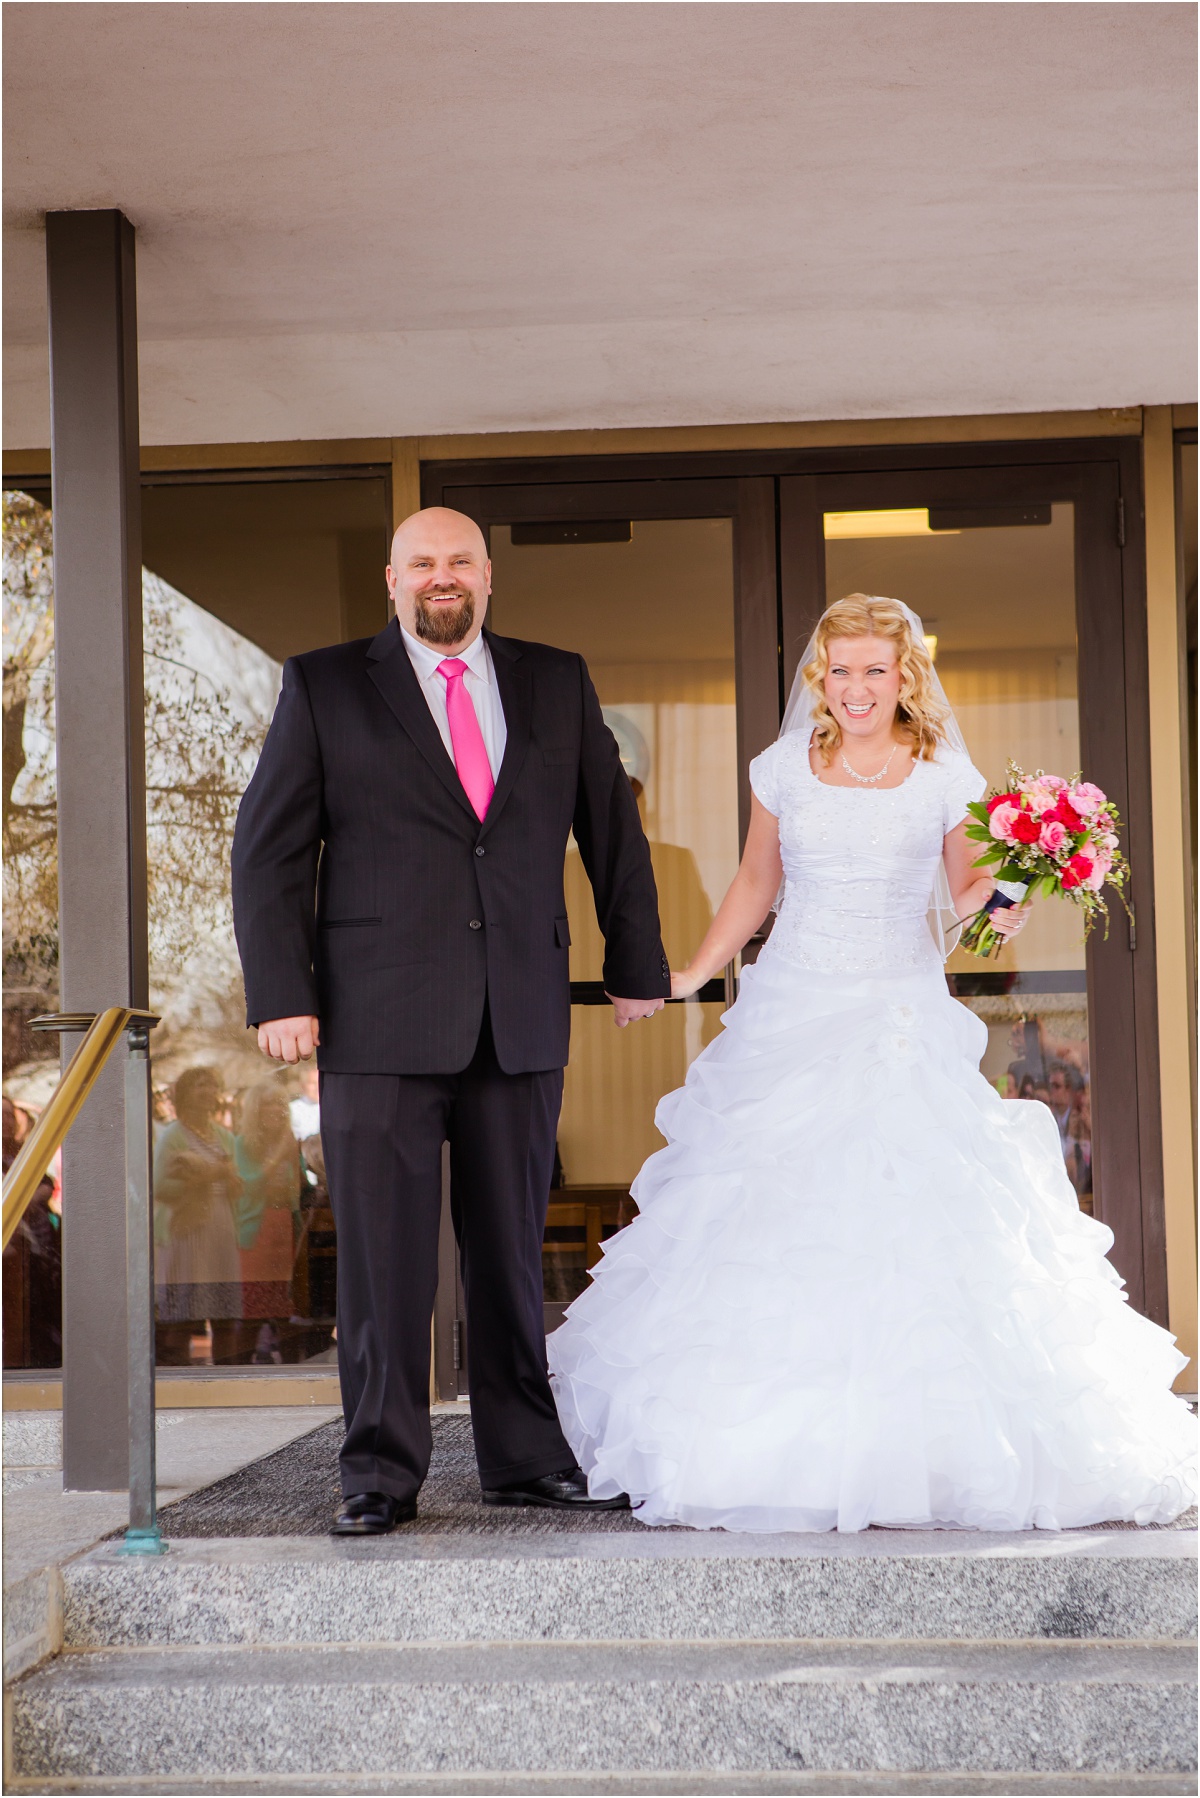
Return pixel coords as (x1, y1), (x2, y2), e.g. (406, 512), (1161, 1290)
(547, 950), (1197, 1532)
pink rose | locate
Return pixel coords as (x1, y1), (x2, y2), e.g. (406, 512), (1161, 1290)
(988, 802), (1020, 843)
(1039, 820), (1068, 855)
(1084, 861), (1107, 891)
(1068, 781), (1106, 817)
(1100, 832), (1120, 852)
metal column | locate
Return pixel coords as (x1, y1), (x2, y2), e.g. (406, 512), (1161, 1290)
(120, 1017), (164, 1551)
(46, 210), (148, 1490)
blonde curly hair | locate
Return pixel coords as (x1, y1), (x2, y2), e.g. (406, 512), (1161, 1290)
(803, 594), (949, 764)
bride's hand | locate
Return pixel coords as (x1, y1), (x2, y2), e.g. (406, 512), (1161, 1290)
(991, 901), (1032, 940)
(671, 968), (705, 1001)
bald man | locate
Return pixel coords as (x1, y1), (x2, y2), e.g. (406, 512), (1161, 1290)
(232, 508), (669, 1532)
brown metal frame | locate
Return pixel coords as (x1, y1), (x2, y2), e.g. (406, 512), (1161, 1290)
(424, 437), (1164, 1324)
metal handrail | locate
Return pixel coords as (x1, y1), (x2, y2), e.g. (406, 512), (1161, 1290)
(3, 1005), (165, 1556)
(3, 1008), (147, 1249)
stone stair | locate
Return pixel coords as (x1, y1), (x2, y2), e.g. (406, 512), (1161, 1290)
(4, 1526), (1196, 1794)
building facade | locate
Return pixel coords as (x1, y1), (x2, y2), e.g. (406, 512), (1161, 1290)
(2, 6), (1194, 1486)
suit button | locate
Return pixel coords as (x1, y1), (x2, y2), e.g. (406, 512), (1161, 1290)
(475, 846), (486, 856)
(469, 919), (483, 930)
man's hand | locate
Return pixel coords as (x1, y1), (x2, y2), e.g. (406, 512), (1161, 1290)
(606, 994), (666, 1029)
(257, 1016), (321, 1063)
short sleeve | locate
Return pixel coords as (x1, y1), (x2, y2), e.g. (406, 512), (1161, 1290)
(749, 741), (782, 816)
(941, 752), (987, 835)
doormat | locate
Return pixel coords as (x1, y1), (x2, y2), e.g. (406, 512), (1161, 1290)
(155, 1413), (672, 1538)
(153, 1412), (1195, 1541)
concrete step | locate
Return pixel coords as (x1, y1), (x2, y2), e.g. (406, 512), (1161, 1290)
(61, 1529), (1197, 1648)
(7, 1639), (1195, 1783)
(5, 1775), (1199, 1798)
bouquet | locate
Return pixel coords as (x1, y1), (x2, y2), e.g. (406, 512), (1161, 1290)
(959, 764), (1132, 959)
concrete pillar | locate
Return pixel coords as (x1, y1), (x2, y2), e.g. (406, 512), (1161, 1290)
(46, 209), (147, 1489)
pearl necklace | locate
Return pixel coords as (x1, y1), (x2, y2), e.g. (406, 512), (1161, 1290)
(840, 742), (899, 784)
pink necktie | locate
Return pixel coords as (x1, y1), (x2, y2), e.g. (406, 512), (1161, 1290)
(437, 658), (495, 821)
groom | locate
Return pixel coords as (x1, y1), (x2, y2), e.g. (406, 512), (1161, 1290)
(232, 507), (669, 1533)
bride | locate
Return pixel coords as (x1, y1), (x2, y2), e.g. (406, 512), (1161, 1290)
(548, 594), (1197, 1532)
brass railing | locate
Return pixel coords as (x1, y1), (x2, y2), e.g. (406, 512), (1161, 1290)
(2, 1006), (166, 1555)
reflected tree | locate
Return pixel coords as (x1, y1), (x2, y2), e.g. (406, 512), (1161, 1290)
(3, 493), (278, 1075)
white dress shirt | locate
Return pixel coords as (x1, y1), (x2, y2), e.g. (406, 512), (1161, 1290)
(399, 625), (507, 781)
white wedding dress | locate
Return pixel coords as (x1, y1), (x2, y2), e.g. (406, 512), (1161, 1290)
(548, 735), (1197, 1532)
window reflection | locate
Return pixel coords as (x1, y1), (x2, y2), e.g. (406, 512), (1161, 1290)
(1, 471), (389, 1369)
(3, 488), (62, 1367)
(140, 474), (389, 1367)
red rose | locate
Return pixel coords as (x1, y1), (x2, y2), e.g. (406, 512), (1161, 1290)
(1010, 812), (1042, 845)
(1048, 796), (1084, 831)
(1061, 853), (1093, 891)
(986, 791), (1019, 814)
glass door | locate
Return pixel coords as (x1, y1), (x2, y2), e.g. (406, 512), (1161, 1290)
(780, 459), (1161, 1320)
(431, 476), (778, 1362)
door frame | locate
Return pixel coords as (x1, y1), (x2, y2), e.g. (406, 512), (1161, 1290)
(438, 473), (779, 841)
(424, 436), (1164, 1324)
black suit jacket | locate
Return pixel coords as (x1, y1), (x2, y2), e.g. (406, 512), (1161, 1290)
(231, 622), (670, 1075)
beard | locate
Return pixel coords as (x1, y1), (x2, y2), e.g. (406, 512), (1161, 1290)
(412, 590), (476, 646)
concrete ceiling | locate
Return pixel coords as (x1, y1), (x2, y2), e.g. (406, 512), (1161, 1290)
(3, 2), (1195, 447)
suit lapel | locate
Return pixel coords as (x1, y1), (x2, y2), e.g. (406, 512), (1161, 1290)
(480, 630), (531, 838)
(365, 622), (478, 823)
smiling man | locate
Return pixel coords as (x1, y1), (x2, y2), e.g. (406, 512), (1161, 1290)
(231, 506), (669, 1533)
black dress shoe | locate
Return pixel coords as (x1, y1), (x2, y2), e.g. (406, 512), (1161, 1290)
(481, 1466), (630, 1511)
(330, 1491), (417, 1536)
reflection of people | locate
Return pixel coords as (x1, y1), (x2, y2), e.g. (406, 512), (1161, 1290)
(1046, 1060), (1082, 1155)
(232, 506), (669, 1533)
(1007, 1017), (1045, 1089)
(154, 1066), (246, 1366)
(289, 1064), (321, 1141)
(152, 1087), (176, 1146)
(1067, 1085), (1094, 1213)
(550, 593), (1196, 1531)
(2, 1096), (62, 1368)
(236, 1081), (303, 1360)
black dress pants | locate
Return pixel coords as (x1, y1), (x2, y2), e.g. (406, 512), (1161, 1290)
(320, 1011), (571, 1500)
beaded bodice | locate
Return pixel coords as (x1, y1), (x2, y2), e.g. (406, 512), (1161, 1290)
(749, 734), (984, 975)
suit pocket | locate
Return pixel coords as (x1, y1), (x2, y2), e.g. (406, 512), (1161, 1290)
(555, 916), (571, 949)
(320, 917), (383, 929)
(543, 747), (575, 767)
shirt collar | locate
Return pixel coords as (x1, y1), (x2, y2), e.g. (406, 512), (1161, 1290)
(399, 623), (491, 684)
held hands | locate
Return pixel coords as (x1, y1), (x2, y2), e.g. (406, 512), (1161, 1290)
(607, 994), (666, 1028)
(670, 968), (706, 1001)
(257, 1016), (321, 1062)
